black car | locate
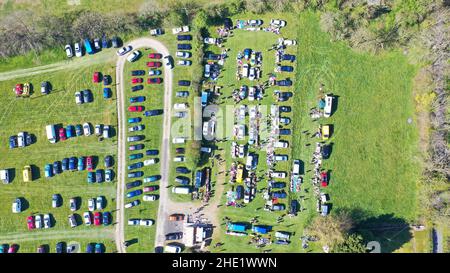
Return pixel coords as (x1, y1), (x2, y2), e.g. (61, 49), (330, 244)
(178, 80), (190, 86)
(61, 158), (69, 171)
(131, 70), (145, 76)
(111, 36), (119, 48)
(175, 176), (190, 185)
(177, 35), (192, 41)
(236, 185), (244, 200)
(95, 169), (104, 183)
(103, 75), (110, 85)
(82, 89), (92, 103)
(165, 232), (183, 240)
(41, 81), (50, 94)
(224, 18), (233, 29)
(289, 199), (299, 215)
(131, 85), (144, 92)
(52, 194), (62, 208)
(175, 167), (190, 174)
(322, 145), (331, 159)
(175, 148), (185, 154)
(177, 44), (192, 50)
(146, 149), (159, 156)
(277, 92), (293, 102)
(279, 106), (291, 112)
(128, 171), (144, 178)
(126, 180), (142, 190)
(53, 161), (61, 175)
(105, 155), (114, 168)
(56, 242), (65, 253)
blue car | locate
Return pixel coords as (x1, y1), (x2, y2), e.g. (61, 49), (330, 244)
(103, 212), (111, 226)
(131, 70), (145, 76)
(128, 162), (143, 170)
(129, 153), (143, 160)
(53, 161), (61, 175)
(276, 79), (292, 86)
(96, 169), (104, 182)
(87, 172), (95, 183)
(243, 48), (251, 59)
(146, 150), (159, 156)
(128, 171), (144, 178)
(272, 191), (287, 198)
(282, 54), (296, 62)
(177, 44), (192, 50)
(131, 85), (143, 92)
(62, 158), (69, 171)
(126, 189), (143, 198)
(102, 35), (109, 48)
(103, 88), (111, 99)
(83, 89), (92, 103)
(279, 129), (291, 135)
(9, 136), (17, 149)
(280, 66), (294, 72)
(128, 117), (141, 123)
(143, 175), (161, 183)
(66, 125), (74, 138)
(86, 243), (94, 253)
(178, 80), (190, 86)
(77, 157), (85, 171)
(126, 180), (142, 190)
(130, 96), (145, 103)
(269, 181), (286, 188)
(75, 125), (83, 136)
(44, 164), (53, 178)
(95, 243), (104, 253)
(177, 34), (192, 41)
(69, 157), (77, 171)
(175, 167), (190, 174)
(144, 110), (162, 116)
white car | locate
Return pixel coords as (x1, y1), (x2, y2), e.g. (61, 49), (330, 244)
(173, 156), (185, 162)
(127, 50), (141, 62)
(83, 212), (92, 226)
(75, 91), (83, 104)
(172, 137), (186, 144)
(324, 95), (334, 118)
(274, 141), (289, 148)
(274, 155), (288, 161)
(94, 39), (101, 50)
(279, 117), (291, 124)
(35, 215), (43, 229)
(96, 196), (103, 210)
(88, 198), (95, 212)
(174, 103), (188, 110)
(203, 37), (216, 44)
(83, 123), (91, 136)
(43, 214), (51, 228)
(74, 43), (82, 57)
(144, 159), (157, 166)
(65, 44), (73, 58)
(12, 199), (21, 213)
(139, 219), (154, 226)
(172, 26), (189, 34)
(320, 193), (329, 203)
(177, 60), (192, 66)
(95, 124), (102, 136)
(143, 195), (157, 202)
(128, 219), (140, 226)
(176, 51), (191, 58)
(17, 132), (25, 148)
(248, 67), (256, 80)
(103, 125), (110, 138)
(165, 244), (182, 253)
(68, 214), (77, 228)
(248, 19), (263, 26)
(238, 145), (246, 158)
(270, 19), (286, 27)
(272, 171), (286, 178)
(69, 198), (77, 212)
(117, 45), (132, 56)
(164, 56), (173, 69)
(242, 64), (249, 77)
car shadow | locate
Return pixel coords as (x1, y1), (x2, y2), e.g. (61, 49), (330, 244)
(19, 197), (30, 211)
(31, 164), (41, 180)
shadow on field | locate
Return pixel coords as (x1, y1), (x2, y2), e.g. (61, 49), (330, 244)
(335, 208), (412, 253)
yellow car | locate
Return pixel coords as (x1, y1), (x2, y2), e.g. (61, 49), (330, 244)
(23, 165), (32, 182)
(321, 125), (330, 140)
(236, 164), (244, 184)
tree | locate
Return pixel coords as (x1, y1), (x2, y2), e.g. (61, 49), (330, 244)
(306, 211), (354, 249)
(163, 10), (185, 28)
(331, 234), (367, 253)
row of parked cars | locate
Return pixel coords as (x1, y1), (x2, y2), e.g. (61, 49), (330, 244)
(65, 36), (120, 58)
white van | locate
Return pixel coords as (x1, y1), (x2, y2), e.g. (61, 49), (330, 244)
(165, 244), (182, 253)
(172, 137), (186, 144)
(172, 186), (191, 194)
(46, 125), (57, 144)
(324, 95), (333, 118)
(245, 154), (254, 170)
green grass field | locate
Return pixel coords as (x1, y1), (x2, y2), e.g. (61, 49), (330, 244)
(0, 55), (118, 252)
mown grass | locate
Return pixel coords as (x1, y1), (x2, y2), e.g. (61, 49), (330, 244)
(0, 57), (118, 252)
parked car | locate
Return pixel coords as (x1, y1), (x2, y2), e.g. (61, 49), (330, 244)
(128, 117), (141, 123)
(96, 196), (103, 208)
(74, 43), (82, 57)
(124, 200), (140, 209)
(75, 91), (83, 104)
(143, 194), (158, 201)
(169, 214), (184, 221)
(147, 77), (162, 84)
(93, 72), (101, 83)
(126, 189), (143, 198)
(129, 125), (145, 132)
(131, 70), (145, 76)
(176, 91), (189, 97)
(105, 169), (112, 182)
(276, 79), (292, 86)
(129, 153), (143, 160)
(148, 53), (163, 59)
(131, 85), (144, 92)
(94, 212), (102, 226)
(102, 212), (111, 226)
(146, 149), (159, 156)
(143, 175), (160, 183)
(95, 169), (104, 183)
(126, 180), (142, 190)
(117, 45), (132, 56)
(129, 144), (144, 151)
(144, 109), (162, 116)
(128, 106), (144, 112)
(146, 61), (162, 68)
(87, 172), (95, 183)
(279, 106), (291, 112)
(143, 186), (158, 192)
(65, 44), (73, 58)
(128, 171), (144, 178)
(27, 216), (35, 230)
(178, 60), (192, 66)
(41, 81), (50, 94)
(177, 44), (192, 50)
(178, 80), (190, 86)
(148, 69), (162, 76)
(127, 50), (141, 62)
(88, 198), (95, 212)
(176, 167), (190, 174)
(69, 198), (77, 211)
(83, 212), (92, 226)
(177, 34), (192, 41)
(176, 51), (191, 58)
(44, 164), (53, 178)
(77, 157), (85, 171)
(111, 36), (119, 48)
(69, 157), (77, 171)
(165, 232), (183, 240)
(52, 194), (61, 208)
(279, 129), (291, 135)
(105, 155), (113, 168)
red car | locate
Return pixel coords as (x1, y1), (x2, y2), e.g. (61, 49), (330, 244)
(131, 78), (143, 84)
(14, 84), (23, 96)
(148, 53), (162, 59)
(27, 216), (35, 230)
(143, 186), (157, 192)
(321, 171), (328, 187)
(8, 244), (18, 253)
(93, 72), (101, 83)
(86, 156), (93, 171)
(59, 128), (67, 141)
(147, 78), (162, 84)
(128, 106), (144, 112)
(146, 61), (162, 68)
(94, 212), (102, 226)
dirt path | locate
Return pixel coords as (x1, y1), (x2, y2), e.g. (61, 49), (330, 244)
(0, 228), (115, 243)
(0, 50), (116, 81)
(115, 38), (172, 253)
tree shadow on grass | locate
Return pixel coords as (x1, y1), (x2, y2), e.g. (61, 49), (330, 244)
(335, 208), (412, 253)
